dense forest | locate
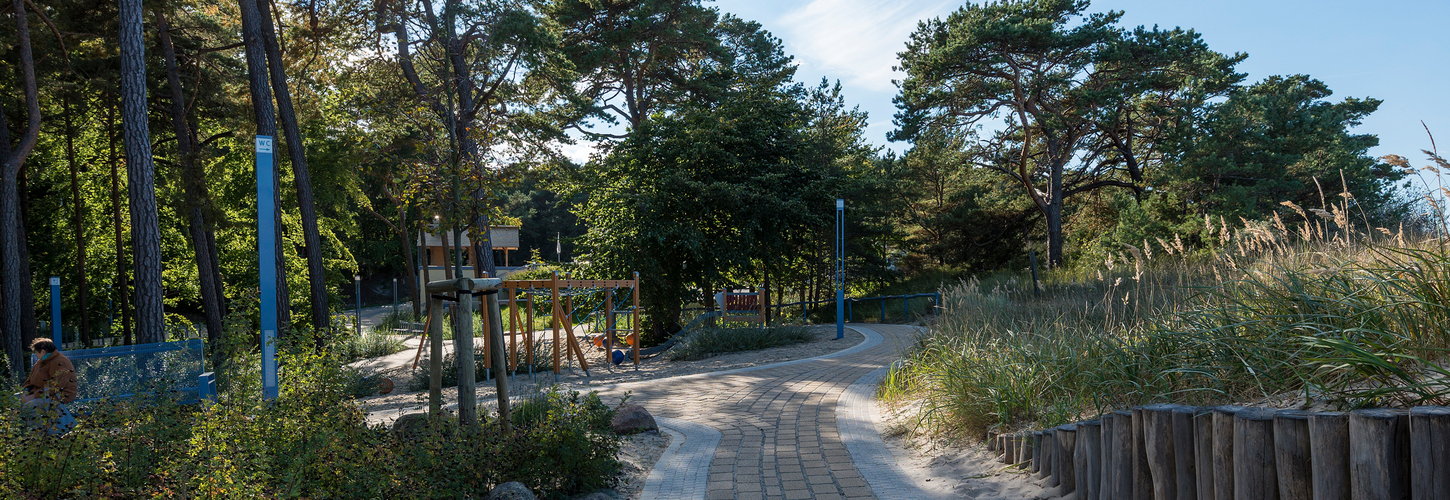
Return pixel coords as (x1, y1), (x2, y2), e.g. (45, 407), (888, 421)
(0, 0), (1415, 375)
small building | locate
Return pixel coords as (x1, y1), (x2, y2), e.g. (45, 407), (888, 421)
(419, 225), (520, 282)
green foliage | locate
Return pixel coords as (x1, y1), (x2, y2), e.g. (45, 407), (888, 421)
(335, 330), (409, 363)
(0, 336), (620, 498)
(883, 211), (1450, 439)
(668, 326), (816, 361)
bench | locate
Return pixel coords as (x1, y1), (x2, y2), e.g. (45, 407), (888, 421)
(63, 338), (215, 406)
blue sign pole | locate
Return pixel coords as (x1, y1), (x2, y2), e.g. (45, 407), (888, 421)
(836, 199), (845, 339)
(257, 135), (278, 400)
(50, 277), (61, 348)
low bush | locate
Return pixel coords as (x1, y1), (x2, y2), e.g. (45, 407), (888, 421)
(669, 325), (816, 361)
(336, 330), (409, 362)
(0, 333), (621, 499)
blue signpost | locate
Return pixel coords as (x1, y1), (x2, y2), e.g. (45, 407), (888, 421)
(257, 135), (278, 400)
(50, 277), (61, 347)
(836, 199), (845, 339)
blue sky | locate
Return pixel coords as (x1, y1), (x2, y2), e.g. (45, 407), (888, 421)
(712, 0), (1450, 166)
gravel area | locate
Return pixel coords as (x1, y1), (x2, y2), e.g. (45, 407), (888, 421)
(355, 325), (865, 426)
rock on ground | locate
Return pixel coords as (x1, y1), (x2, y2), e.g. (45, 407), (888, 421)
(488, 481), (537, 500)
(610, 403), (657, 435)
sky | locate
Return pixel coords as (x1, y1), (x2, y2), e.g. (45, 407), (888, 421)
(707, 0), (1450, 166)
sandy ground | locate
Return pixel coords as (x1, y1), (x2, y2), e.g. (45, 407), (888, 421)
(611, 430), (671, 500)
(351, 325), (865, 426)
(877, 401), (1069, 500)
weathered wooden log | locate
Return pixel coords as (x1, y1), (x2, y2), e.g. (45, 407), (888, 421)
(1195, 410), (1215, 500)
(1234, 408), (1278, 500)
(1272, 410), (1312, 500)
(1309, 412), (1350, 500)
(1410, 406), (1450, 500)
(1056, 424), (1077, 494)
(1021, 431), (1035, 468)
(988, 428), (999, 452)
(1078, 419), (1102, 500)
(1101, 414), (1117, 498)
(1005, 432), (1018, 464)
(1040, 429), (1056, 480)
(1170, 405), (1199, 500)
(1350, 408), (1410, 500)
(1032, 431), (1044, 473)
(1213, 405), (1249, 500)
(1143, 404), (1180, 500)
(1132, 407), (1152, 500)
(1110, 410), (1135, 499)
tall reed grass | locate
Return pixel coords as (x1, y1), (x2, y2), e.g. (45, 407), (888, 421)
(883, 155), (1450, 439)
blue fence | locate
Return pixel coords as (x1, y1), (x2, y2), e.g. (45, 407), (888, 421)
(680, 292), (943, 326)
(63, 339), (212, 405)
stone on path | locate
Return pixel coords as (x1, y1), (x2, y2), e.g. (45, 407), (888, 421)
(611, 403), (658, 435)
(488, 481), (537, 500)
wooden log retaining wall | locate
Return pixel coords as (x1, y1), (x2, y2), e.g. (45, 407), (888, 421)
(990, 405), (1450, 499)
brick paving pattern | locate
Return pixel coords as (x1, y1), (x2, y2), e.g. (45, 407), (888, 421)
(591, 324), (925, 500)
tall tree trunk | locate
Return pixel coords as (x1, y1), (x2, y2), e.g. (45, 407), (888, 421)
(157, 11), (226, 350)
(414, 226), (424, 317)
(396, 205), (417, 315)
(258, 0), (329, 336)
(2, 0), (43, 376)
(471, 211), (497, 278)
(237, 0), (291, 330)
(1048, 162), (1064, 268)
(107, 95), (131, 345)
(64, 99), (90, 347)
(120, 0), (166, 345)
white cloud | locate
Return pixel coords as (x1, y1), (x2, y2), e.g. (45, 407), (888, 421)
(776, 0), (957, 92)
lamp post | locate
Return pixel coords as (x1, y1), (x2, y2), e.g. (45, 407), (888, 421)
(392, 277), (398, 319)
(355, 275), (362, 338)
(50, 277), (61, 348)
(836, 199), (845, 340)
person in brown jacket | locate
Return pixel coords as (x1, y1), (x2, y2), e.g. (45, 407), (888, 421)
(21, 338), (78, 434)
(22, 338), (77, 404)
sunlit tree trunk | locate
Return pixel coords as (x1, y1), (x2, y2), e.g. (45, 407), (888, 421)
(63, 99), (90, 346)
(2, 0), (43, 376)
(237, 0), (291, 329)
(119, 0), (166, 345)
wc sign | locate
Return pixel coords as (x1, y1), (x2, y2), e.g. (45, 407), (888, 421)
(256, 136), (273, 153)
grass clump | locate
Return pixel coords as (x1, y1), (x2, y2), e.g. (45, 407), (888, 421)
(669, 326), (816, 361)
(336, 330), (409, 362)
(883, 180), (1450, 440)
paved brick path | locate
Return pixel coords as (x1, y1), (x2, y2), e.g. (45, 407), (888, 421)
(591, 324), (930, 500)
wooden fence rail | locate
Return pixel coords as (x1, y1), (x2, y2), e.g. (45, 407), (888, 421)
(993, 404), (1450, 500)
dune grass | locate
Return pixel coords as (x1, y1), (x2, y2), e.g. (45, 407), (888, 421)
(882, 192), (1450, 440)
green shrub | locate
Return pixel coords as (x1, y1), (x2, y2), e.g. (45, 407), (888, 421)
(669, 326), (816, 361)
(335, 330), (409, 362)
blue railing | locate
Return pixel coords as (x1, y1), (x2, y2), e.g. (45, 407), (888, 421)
(63, 338), (214, 405)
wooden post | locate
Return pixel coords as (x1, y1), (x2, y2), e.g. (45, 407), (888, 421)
(1212, 405), (1249, 500)
(478, 287), (489, 373)
(988, 428), (998, 452)
(1170, 406), (1198, 500)
(997, 434), (1008, 463)
(1142, 404), (1179, 500)
(1409, 406), (1450, 500)
(1078, 419), (1101, 500)
(508, 288), (518, 371)
(1233, 408), (1278, 500)
(1309, 412), (1350, 500)
(1349, 409), (1410, 500)
(1021, 431), (1035, 468)
(1056, 424), (1077, 494)
(525, 296), (534, 370)
(484, 287), (510, 433)
(632, 272), (640, 365)
(455, 290), (478, 426)
(1273, 410), (1312, 500)
(1040, 429), (1056, 480)
(1101, 414), (1116, 498)
(427, 295), (444, 417)
(1110, 411), (1135, 499)
(1132, 407), (1152, 500)
(551, 272), (561, 373)
(1195, 411), (1215, 500)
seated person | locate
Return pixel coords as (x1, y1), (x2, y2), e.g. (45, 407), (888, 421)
(21, 338), (77, 434)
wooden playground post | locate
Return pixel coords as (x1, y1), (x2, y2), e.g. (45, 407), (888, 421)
(551, 272), (561, 373)
(525, 295), (534, 369)
(508, 288), (518, 371)
(632, 271), (640, 365)
(605, 288), (615, 355)
(479, 283), (490, 372)
(454, 286), (478, 426)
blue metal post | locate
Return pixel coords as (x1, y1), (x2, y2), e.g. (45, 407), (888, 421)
(257, 135), (278, 400)
(50, 277), (61, 348)
(355, 275), (362, 338)
(835, 199), (844, 339)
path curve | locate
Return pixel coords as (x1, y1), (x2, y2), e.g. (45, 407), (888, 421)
(591, 324), (926, 500)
